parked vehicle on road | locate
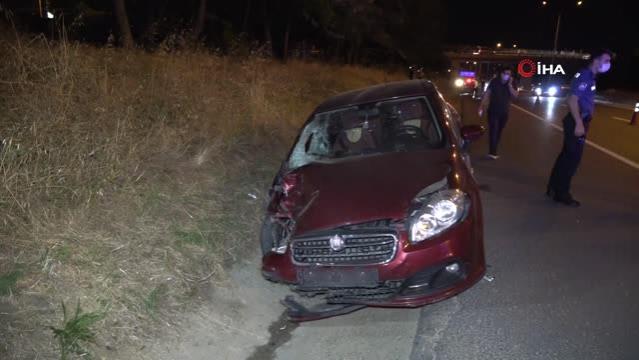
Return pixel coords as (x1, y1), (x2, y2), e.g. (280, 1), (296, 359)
(260, 80), (486, 321)
(531, 74), (570, 98)
(454, 69), (480, 97)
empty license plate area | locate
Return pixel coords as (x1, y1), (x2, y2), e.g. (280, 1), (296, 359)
(297, 267), (379, 288)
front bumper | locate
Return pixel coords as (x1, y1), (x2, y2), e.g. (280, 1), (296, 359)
(262, 214), (485, 308)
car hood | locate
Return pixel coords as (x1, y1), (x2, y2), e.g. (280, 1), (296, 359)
(289, 149), (452, 235)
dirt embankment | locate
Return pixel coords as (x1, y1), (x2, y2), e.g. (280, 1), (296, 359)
(0, 34), (402, 359)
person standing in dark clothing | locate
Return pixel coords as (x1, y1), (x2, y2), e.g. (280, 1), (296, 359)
(547, 49), (612, 207)
(477, 67), (519, 159)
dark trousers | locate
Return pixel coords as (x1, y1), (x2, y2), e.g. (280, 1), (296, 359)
(488, 111), (508, 155)
(548, 114), (590, 196)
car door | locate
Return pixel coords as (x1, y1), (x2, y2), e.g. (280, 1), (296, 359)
(443, 102), (476, 178)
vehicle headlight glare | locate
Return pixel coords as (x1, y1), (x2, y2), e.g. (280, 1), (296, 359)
(548, 86), (558, 97)
(410, 189), (469, 243)
(412, 213), (437, 240)
(431, 200), (458, 225)
(454, 78), (464, 87)
(535, 87), (542, 96)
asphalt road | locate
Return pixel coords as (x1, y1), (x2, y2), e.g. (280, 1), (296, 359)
(518, 95), (639, 165)
(273, 94), (639, 360)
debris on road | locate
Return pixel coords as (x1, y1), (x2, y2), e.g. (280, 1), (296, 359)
(282, 296), (366, 322)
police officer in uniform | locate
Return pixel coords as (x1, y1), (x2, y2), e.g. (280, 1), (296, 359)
(546, 49), (612, 206)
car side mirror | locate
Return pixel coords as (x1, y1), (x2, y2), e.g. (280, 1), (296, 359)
(461, 125), (485, 142)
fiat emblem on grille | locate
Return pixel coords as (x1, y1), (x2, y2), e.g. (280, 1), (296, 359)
(329, 235), (345, 252)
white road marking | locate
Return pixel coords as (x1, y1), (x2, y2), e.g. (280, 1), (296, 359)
(512, 104), (639, 170)
(594, 100), (634, 111)
(612, 116), (630, 123)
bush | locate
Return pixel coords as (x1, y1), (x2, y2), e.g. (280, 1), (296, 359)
(0, 33), (401, 358)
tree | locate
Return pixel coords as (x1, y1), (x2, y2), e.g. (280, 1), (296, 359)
(261, 0), (274, 55)
(381, 0), (446, 68)
(112, 0), (134, 48)
(242, 0), (252, 34)
(140, 0), (169, 46)
(329, 0), (384, 64)
(283, 24), (291, 60)
(281, 0), (321, 62)
(192, 0), (207, 40)
(282, 2), (292, 62)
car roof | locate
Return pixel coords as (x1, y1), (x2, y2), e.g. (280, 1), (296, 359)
(313, 80), (438, 114)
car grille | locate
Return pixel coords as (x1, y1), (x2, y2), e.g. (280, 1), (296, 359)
(292, 233), (398, 265)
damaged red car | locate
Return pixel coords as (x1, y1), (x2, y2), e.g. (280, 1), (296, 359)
(260, 80), (486, 321)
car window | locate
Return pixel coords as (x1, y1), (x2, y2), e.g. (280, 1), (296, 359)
(288, 97), (445, 170)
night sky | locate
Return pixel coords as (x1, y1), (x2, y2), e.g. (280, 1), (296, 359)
(445, 0), (637, 53)
(445, 0), (638, 88)
(2, 0), (637, 88)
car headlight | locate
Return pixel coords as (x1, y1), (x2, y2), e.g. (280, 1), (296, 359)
(534, 87), (542, 96)
(547, 86), (558, 97)
(454, 78), (464, 87)
(409, 189), (470, 243)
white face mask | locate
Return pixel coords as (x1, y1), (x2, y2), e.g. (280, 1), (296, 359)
(599, 62), (611, 73)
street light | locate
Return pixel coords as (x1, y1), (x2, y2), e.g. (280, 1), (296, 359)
(513, 44), (518, 48)
(542, 1), (584, 57)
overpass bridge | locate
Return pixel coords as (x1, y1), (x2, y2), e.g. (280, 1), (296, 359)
(445, 46), (590, 62)
(443, 46), (591, 94)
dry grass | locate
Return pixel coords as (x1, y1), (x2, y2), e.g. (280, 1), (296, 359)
(0, 30), (402, 359)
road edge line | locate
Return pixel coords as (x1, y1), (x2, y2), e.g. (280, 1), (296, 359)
(595, 100), (634, 111)
(612, 116), (630, 123)
(512, 104), (639, 171)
